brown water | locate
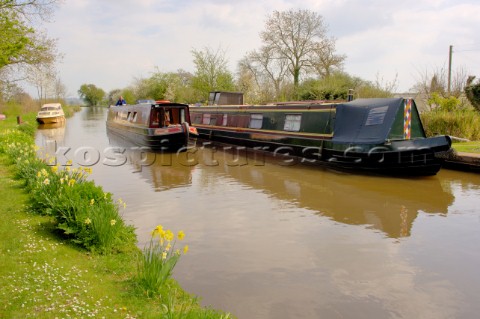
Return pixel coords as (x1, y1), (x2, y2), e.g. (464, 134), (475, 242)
(36, 107), (480, 319)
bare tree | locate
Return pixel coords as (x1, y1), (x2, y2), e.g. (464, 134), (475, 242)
(260, 9), (345, 95)
(26, 62), (56, 105)
(0, 0), (60, 23)
(309, 39), (346, 77)
(414, 66), (468, 99)
(239, 45), (290, 102)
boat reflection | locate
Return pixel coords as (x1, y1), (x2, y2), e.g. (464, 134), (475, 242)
(197, 147), (455, 238)
(37, 122), (66, 145)
(107, 130), (195, 191)
(107, 134), (455, 238)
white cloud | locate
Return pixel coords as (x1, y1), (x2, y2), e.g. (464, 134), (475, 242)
(37, 0), (480, 97)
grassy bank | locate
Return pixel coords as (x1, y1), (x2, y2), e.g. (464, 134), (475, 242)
(452, 141), (480, 153)
(0, 115), (232, 318)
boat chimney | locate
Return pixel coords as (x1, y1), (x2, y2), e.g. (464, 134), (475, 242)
(347, 89), (354, 102)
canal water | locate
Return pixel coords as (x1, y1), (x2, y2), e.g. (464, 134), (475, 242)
(35, 107), (480, 319)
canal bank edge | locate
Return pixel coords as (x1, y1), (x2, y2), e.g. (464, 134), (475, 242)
(443, 151), (480, 173)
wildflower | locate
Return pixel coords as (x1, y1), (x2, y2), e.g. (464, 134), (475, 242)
(65, 166), (71, 172)
(177, 230), (185, 240)
(110, 219), (116, 226)
(68, 179), (75, 187)
(84, 218), (92, 225)
(60, 178), (64, 184)
(165, 243), (171, 251)
(41, 168), (48, 177)
(90, 199), (95, 206)
(162, 252), (167, 260)
(66, 159), (73, 166)
(37, 171), (41, 178)
(164, 229), (174, 242)
(51, 166), (58, 173)
(152, 225), (163, 236)
(104, 192), (108, 199)
(43, 178), (50, 185)
(183, 245), (189, 254)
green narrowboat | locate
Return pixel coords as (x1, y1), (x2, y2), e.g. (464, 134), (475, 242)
(190, 97), (452, 176)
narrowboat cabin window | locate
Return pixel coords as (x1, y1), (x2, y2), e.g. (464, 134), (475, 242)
(193, 114), (202, 124)
(249, 113), (263, 129)
(203, 114), (211, 125)
(284, 114), (302, 132)
(365, 106), (388, 126)
(132, 112), (138, 122)
(127, 112), (132, 121)
(222, 114), (228, 126)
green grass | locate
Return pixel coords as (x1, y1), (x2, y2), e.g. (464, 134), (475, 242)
(452, 141), (480, 154)
(0, 113), (234, 319)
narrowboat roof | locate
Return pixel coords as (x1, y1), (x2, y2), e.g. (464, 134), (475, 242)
(332, 98), (414, 144)
(190, 101), (338, 110)
(111, 101), (190, 111)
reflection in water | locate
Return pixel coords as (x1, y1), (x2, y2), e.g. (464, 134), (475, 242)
(195, 147), (455, 238)
(34, 107), (480, 319)
(37, 122), (66, 144)
(107, 130), (195, 191)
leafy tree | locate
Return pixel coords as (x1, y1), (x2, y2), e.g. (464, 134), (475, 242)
(465, 76), (480, 112)
(259, 9), (345, 95)
(191, 46), (235, 101)
(0, 0), (59, 70)
(78, 84), (105, 106)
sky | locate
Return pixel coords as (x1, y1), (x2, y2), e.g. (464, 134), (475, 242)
(35, 0), (480, 98)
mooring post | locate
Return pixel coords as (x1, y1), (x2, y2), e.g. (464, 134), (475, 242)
(16, 116), (22, 124)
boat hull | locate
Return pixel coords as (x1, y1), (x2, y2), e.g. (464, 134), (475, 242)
(106, 121), (194, 151)
(36, 115), (65, 124)
(194, 126), (450, 176)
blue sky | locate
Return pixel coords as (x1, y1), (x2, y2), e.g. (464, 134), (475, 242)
(41, 0), (480, 97)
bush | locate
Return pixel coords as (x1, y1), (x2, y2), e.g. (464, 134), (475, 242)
(421, 109), (480, 140)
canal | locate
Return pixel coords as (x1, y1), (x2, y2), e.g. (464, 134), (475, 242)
(35, 107), (480, 319)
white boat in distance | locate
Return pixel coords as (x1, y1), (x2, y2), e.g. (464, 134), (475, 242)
(36, 103), (65, 124)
